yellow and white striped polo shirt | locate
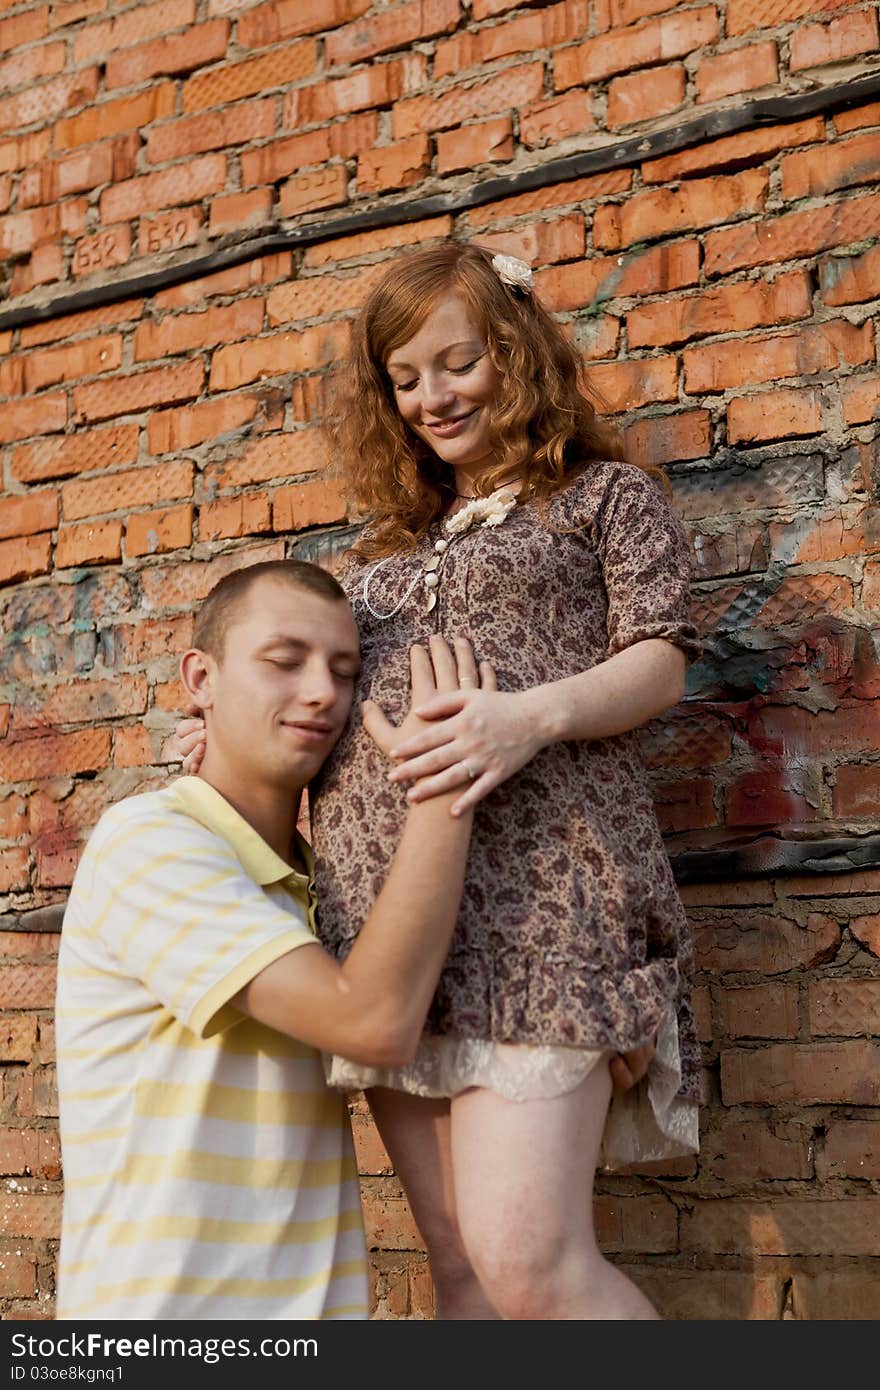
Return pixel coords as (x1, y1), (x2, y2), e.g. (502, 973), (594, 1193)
(55, 775), (369, 1321)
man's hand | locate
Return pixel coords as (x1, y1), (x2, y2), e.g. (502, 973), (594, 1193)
(610, 1039), (656, 1095)
(363, 636), (496, 762)
(174, 714), (206, 774)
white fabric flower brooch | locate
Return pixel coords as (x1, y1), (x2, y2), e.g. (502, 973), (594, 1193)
(490, 253), (534, 294)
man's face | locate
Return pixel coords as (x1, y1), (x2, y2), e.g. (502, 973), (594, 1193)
(202, 578), (361, 789)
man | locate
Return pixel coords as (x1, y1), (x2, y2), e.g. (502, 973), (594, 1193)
(55, 558), (493, 1321)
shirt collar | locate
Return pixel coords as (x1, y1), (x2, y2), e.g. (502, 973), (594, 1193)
(170, 776), (313, 888)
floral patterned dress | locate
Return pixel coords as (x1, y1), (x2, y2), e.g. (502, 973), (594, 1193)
(310, 462), (703, 1165)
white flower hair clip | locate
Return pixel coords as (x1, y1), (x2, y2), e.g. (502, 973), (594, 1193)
(490, 252), (534, 294)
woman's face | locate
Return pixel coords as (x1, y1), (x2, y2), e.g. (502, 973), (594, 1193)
(384, 294), (502, 484)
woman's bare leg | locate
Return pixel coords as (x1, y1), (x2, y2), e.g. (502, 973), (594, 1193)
(450, 1061), (659, 1320)
(365, 1086), (500, 1319)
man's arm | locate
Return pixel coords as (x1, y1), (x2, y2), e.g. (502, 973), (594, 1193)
(232, 637), (492, 1067)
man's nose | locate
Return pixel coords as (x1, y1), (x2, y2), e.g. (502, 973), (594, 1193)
(300, 660), (337, 706)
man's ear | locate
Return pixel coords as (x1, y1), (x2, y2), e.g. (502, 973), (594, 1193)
(180, 648), (216, 711)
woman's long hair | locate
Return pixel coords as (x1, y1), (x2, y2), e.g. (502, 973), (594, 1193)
(324, 241), (666, 560)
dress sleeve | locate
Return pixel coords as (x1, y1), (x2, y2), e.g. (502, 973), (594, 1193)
(594, 463), (702, 662)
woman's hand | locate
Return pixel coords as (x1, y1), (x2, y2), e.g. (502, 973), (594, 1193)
(387, 686), (544, 816)
(610, 1039), (656, 1096)
(364, 637), (496, 763)
(174, 713), (206, 774)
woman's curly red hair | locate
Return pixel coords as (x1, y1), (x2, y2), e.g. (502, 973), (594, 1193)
(324, 240), (666, 561)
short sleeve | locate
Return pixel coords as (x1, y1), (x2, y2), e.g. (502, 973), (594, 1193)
(89, 807), (315, 1039)
(594, 464), (702, 662)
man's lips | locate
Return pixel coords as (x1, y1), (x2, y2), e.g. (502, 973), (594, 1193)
(282, 721), (336, 744)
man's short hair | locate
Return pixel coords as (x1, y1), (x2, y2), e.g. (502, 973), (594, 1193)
(192, 560), (348, 661)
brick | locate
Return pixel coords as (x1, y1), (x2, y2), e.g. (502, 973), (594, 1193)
(436, 119), (513, 175)
(73, 361), (204, 425)
(210, 323), (348, 391)
(9, 243), (64, 298)
(651, 776), (716, 832)
(820, 243), (880, 306)
(727, 0), (854, 35)
(727, 387), (822, 444)
(554, 7), (718, 89)
(0, 1192), (61, 1240)
(15, 675), (148, 733)
(181, 36), (315, 113)
(0, 728), (111, 783)
(204, 430), (327, 490)
(199, 494), (271, 541)
(72, 224), (132, 279)
(0, 492), (58, 542)
(607, 63), (685, 128)
(0, 130), (51, 177)
(147, 99), (275, 164)
(0, 848), (28, 892)
(0, 200), (88, 258)
(641, 117), (826, 183)
(288, 55), (426, 131)
(791, 1272), (880, 1322)
(103, 616), (194, 668)
(809, 979), (880, 1036)
(237, 0), (371, 49)
(534, 239), (700, 312)
(113, 725), (157, 769)
(673, 452), (824, 521)
(55, 519), (123, 568)
(0, 396), (67, 446)
(594, 1), (680, 28)
(693, 910), (839, 974)
(278, 164), (348, 217)
(582, 356), (678, 413)
(436, 0), (588, 77)
(359, 134), (432, 193)
(53, 84), (176, 149)
(0, 6), (50, 53)
(769, 506), (880, 567)
(20, 299), (141, 350)
(519, 91), (595, 149)
(11, 425), (138, 485)
(835, 765), (880, 818)
(140, 541), (283, 609)
(685, 1195), (880, 1256)
(138, 207), (203, 258)
(125, 505), (194, 557)
(0, 960), (56, 1010)
(73, 0), (194, 62)
(0, 1251), (36, 1298)
(0, 41), (66, 95)
(593, 1194), (676, 1253)
(835, 100), (880, 134)
(790, 10), (879, 72)
(19, 140), (115, 209)
(625, 411), (712, 468)
(106, 18), (229, 89)
(392, 61), (542, 141)
(850, 913), (880, 956)
(148, 392), (281, 453)
(728, 765), (821, 827)
(705, 192), (880, 277)
(696, 41), (777, 104)
(0, 535), (52, 586)
(209, 188), (272, 236)
(687, 320), (874, 393)
(703, 1121), (813, 1181)
(595, 168), (768, 250)
(825, 1119), (880, 1178)
(719, 983), (799, 1039)
(0, 67), (99, 137)
(623, 1268), (782, 1322)
(474, 214), (585, 269)
(782, 131), (880, 200)
(641, 710), (731, 770)
(753, 703), (880, 760)
(99, 154), (226, 223)
(628, 269), (812, 349)
(273, 478), (347, 531)
(722, 1042), (880, 1106)
(266, 264), (385, 326)
(841, 374), (880, 427)
(0, 793), (28, 840)
(467, 169), (632, 227)
(22, 336), (123, 394)
(134, 303), (264, 363)
(327, 0), (458, 65)
(63, 462), (193, 521)
(0, 1128), (60, 1181)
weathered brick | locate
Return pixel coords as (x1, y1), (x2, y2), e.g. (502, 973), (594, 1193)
(53, 84), (176, 149)
(113, 725), (157, 769)
(436, 119), (513, 175)
(146, 99), (275, 163)
(138, 206), (204, 258)
(0, 396), (67, 446)
(273, 478), (347, 532)
(582, 356), (678, 412)
(753, 703), (880, 759)
(204, 430), (327, 490)
(841, 373), (880, 427)
(769, 507), (880, 567)
(0, 68), (99, 138)
(0, 1250), (36, 1298)
(835, 100), (880, 134)
(622, 1268), (783, 1322)
(641, 117), (826, 183)
(278, 164), (348, 217)
(819, 242), (880, 306)
(703, 1121), (814, 1181)
(0, 962), (57, 1009)
(782, 130), (880, 200)
(106, 18), (230, 90)
(266, 264), (385, 327)
(722, 1042), (880, 1105)
(208, 188), (272, 236)
(0, 535), (52, 587)
(704, 192), (880, 277)
(125, 505), (194, 557)
(809, 979), (880, 1036)
(790, 9), (879, 72)
(11, 425), (139, 485)
(62, 461), (193, 522)
(99, 154), (226, 224)
(684, 1196), (880, 1256)
(520, 91), (595, 149)
(692, 911), (839, 974)
(629, 269), (812, 349)
(210, 324), (348, 391)
(727, 387), (822, 444)
(147, 393), (281, 454)
(594, 1194), (677, 1253)
(727, 0), (854, 36)
(0, 1128), (60, 1181)
(595, 169), (769, 250)
(327, 0), (458, 65)
(696, 42), (777, 104)
(467, 169), (631, 227)
(0, 1191), (61, 1240)
(791, 1272), (880, 1322)
(719, 983), (799, 1039)
(199, 494), (271, 541)
(625, 410), (712, 468)
(72, 224), (133, 279)
(392, 61), (542, 141)
(359, 134), (432, 192)
(140, 542), (283, 609)
(555, 6), (718, 89)
(607, 63), (685, 127)
(0, 492), (58, 542)
(535, 238), (700, 311)
(22, 336), (123, 394)
(134, 302), (264, 362)
(474, 214), (586, 270)
(73, 361), (204, 425)
(55, 520), (123, 568)
(21, 299), (142, 350)
(687, 320), (874, 393)
(651, 776), (716, 832)
(238, 0), (371, 49)
(824, 1119), (880, 1178)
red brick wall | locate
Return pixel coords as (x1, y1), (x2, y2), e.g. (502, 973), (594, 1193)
(1, 0), (879, 1319)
